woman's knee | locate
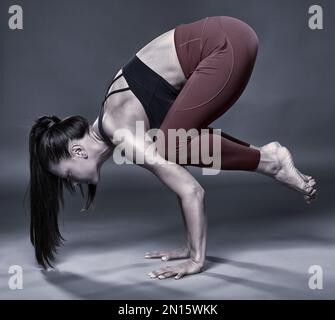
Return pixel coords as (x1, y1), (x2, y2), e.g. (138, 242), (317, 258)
(246, 27), (259, 58)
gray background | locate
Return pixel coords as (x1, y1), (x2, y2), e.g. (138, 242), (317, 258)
(0, 0), (334, 299)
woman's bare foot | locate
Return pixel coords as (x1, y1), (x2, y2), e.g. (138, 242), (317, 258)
(255, 141), (317, 204)
(253, 142), (314, 183)
(145, 247), (190, 261)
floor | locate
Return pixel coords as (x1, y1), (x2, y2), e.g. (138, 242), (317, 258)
(0, 166), (334, 300)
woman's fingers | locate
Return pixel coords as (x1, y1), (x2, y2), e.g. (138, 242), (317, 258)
(148, 259), (204, 280)
(175, 272), (185, 280)
(144, 251), (162, 258)
(158, 271), (175, 279)
(148, 265), (173, 278)
(144, 247), (190, 260)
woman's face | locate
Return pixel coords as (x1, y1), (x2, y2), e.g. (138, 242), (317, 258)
(49, 154), (100, 186)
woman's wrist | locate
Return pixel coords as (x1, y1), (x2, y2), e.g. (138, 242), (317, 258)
(180, 244), (206, 265)
(190, 257), (206, 268)
(190, 244), (206, 265)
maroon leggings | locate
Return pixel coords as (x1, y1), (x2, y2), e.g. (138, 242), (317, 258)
(158, 16), (261, 171)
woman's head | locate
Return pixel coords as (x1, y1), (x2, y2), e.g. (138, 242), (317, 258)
(28, 115), (98, 269)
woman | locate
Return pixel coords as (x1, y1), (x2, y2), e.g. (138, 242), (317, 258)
(28, 16), (317, 280)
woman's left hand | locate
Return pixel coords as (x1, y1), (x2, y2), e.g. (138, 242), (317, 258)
(148, 259), (204, 280)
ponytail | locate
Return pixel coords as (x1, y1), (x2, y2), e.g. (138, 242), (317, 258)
(27, 115), (97, 268)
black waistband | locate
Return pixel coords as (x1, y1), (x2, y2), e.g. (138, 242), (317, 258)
(122, 55), (180, 96)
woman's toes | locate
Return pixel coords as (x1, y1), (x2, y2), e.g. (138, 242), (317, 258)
(308, 180), (316, 188)
(306, 175), (314, 183)
(306, 197), (315, 205)
(310, 188), (317, 196)
(310, 190), (317, 199)
(304, 184), (315, 195)
(304, 189), (318, 203)
(305, 196), (312, 204)
(298, 172), (313, 183)
(303, 182), (316, 196)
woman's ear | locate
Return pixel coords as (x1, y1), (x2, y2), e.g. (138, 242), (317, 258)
(70, 144), (88, 159)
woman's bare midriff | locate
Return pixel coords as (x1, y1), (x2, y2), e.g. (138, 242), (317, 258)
(92, 28), (187, 139)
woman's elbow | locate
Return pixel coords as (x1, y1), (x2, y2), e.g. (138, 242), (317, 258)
(180, 184), (205, 200)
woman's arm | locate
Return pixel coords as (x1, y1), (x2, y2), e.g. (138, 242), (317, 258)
(114, 130), (207, 279)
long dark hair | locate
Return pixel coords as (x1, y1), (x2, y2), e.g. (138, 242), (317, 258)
(27, 115), (97, 269)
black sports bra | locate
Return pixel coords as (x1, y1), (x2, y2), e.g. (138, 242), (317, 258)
(98, 73), (130, 147)
(98, 55), (181, 147)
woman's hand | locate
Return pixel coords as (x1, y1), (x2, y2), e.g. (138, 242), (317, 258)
(145, 246), (190, 261)
(148, 259), (204, 280)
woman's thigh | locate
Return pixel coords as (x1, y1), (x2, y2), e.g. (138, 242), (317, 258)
(160, 16), (259, 134)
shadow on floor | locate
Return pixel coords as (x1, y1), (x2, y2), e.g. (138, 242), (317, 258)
(42, 267), (187, 299)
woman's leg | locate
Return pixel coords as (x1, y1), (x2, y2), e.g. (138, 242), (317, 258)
(158, 16), (260, 170)
(207, 126), (250, 147)
(207, 126), (260, 150)
(156, 16), (317, 202)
